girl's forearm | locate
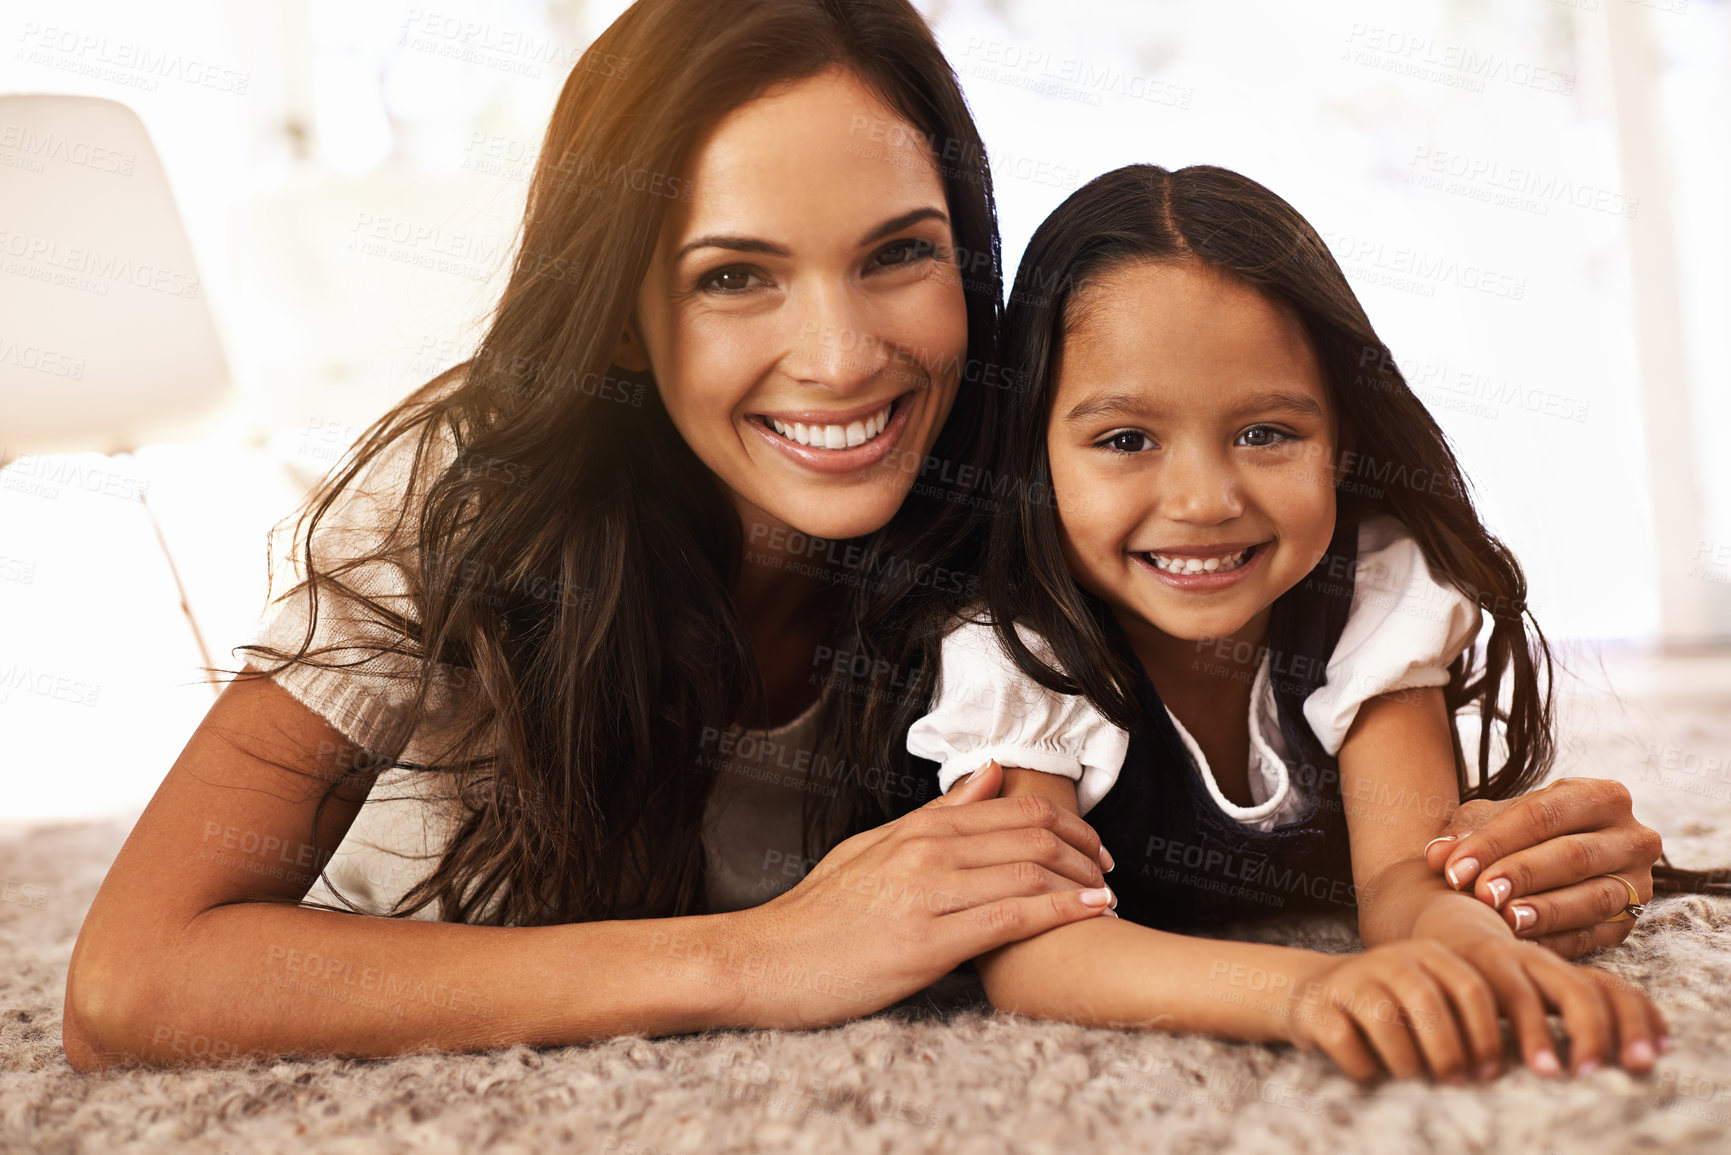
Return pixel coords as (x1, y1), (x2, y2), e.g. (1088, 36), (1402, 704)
(65, 900), (766, 1071)
(1357, 856), (1511, 947)
(973, 917), (1332, 1043)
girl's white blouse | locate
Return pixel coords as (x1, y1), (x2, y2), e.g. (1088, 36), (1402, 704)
(904, 515), (1484, 830)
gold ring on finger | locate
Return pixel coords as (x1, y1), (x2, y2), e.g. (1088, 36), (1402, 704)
(1596, 873), (1645, 924)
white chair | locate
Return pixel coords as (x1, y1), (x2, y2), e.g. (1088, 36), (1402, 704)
(0, 94), (231, 693)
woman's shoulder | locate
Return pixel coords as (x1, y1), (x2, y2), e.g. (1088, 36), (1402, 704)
(939, 606), (1058, 652)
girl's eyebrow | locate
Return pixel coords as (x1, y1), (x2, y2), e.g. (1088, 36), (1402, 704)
(673, 206), (949, 264)
(1226, 391), (1325, 420)
(1062, 391), (1157, 424)
(1062, 389), (1323, 425)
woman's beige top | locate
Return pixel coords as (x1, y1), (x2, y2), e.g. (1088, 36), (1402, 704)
(243, 416), (827, 922)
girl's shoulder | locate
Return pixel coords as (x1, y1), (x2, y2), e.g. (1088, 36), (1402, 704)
(1354, 511), (1422, 563)
(1349, 513), (1473, 614)
(1302, 513), (1483, 754)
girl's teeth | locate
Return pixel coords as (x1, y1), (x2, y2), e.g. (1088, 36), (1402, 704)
(1150, 547), (1253, 574)
(768, 403), (893, 450)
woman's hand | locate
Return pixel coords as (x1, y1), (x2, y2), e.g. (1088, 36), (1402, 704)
(1410, 899), (1670, 1078)
(1422, 777), (1662, 958)
(725, 759), (1116, 1030)
(1278, 940), (1502, 1085)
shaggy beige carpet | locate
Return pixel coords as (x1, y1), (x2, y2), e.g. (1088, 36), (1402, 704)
(5, 654), (1731, 1154)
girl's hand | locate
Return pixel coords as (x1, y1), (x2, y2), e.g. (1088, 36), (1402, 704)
(1423, 778), (1661, 958)
(1412, 900), (1669, 1078)
(728, 759), (1115, 1030)
(1280, 940), (1502, 1085)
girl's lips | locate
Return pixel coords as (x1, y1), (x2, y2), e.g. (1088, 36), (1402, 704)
(746, 391), (917, 476)
(1132, 542), (1269, 592)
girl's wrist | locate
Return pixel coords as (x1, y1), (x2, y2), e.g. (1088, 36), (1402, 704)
(1409, 890), (1513, 947)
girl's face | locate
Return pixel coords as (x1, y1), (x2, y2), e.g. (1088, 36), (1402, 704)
(629, 67), (969, 543)
(1046, 260), (1341, 648)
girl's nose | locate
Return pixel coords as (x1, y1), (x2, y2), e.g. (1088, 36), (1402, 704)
(1158, 450), (1244, 524)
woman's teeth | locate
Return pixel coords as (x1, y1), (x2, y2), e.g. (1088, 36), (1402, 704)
(1147, 546), (1254, 575)
(766, 402), (893, 449)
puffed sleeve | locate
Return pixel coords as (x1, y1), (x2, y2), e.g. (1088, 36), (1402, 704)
(1302, 514), (1483, 755)
(238, 422), (474, 758)
(905, 618), (1129, 816)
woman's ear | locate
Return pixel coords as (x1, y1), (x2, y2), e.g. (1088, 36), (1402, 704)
(613, 316), (651, 373)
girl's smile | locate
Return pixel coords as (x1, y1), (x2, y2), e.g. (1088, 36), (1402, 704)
(1132, 539), (1270, 590)
(1045, 258), (1342, 650)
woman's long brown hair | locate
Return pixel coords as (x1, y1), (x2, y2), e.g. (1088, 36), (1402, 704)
(227, 0), (1004, 926)
(979, 164), (1727, 898)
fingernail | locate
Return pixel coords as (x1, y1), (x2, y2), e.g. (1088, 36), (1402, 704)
(1478, 1060), (1500, 1082)
(1445, 857), (1480, 889)
(1425, 836), (1458, 855)
(1103, 908), (1120, 918)
(1486, 877), (1511, 909)
(1533, 1049), (1560, 1077)
(1079, 887), (1113, 908)
(1575, 1059), (1601, 1076)
(1099, 845), (1116, 873)
(1510, 903), (1535, 933)
(1628, 1040), (1655, 1065)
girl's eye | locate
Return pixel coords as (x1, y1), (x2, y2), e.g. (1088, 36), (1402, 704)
(698, 266), (766, 294)
(1237, 425), (1293, 448)
(1098, 430), (1154, 454)
(870, 238), (935, 269)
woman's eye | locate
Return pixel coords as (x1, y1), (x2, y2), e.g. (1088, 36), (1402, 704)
(1099, 431), (1153, 454)
(698, 267), (765, 294)
(870, 238), (935, 269)
(1238, 425), (1292, 448)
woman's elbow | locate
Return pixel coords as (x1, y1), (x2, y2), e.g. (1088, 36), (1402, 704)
(62, 947), (150, 1073)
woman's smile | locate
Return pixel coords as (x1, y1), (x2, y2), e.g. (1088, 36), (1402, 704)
(746, 390), (916, 473)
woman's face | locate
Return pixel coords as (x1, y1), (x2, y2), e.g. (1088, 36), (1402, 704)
(629, 67), (969, 543)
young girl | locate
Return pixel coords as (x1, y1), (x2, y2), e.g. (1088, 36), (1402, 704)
(906, 164), (1668, 1085)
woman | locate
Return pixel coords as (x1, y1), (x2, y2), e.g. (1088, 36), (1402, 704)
(63, 0), (1670, 1071)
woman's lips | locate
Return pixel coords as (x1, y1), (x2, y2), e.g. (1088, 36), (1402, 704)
(747, 392), (915, 475)
(1132, 542), (1269, 591)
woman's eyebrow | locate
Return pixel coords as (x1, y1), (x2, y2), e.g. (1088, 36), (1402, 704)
(673, 206), (949, 264)
(860, 206), (948, 245)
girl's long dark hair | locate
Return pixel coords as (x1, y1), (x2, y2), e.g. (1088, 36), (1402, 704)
(228, 0), (1003, 926)
(990, 163), (1554, 805)
(983, 163), (1728, 900)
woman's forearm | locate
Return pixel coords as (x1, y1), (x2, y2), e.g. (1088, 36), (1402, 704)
(65, 900), (768, 1071)
(973, 917), (1331, 1043)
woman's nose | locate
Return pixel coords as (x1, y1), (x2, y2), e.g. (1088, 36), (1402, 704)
(782, 285), (890, 392)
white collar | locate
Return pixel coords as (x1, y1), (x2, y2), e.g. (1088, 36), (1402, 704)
(1161, 651), (1300, 829)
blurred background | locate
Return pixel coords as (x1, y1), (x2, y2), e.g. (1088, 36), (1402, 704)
(2, 0), (1727, 822)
